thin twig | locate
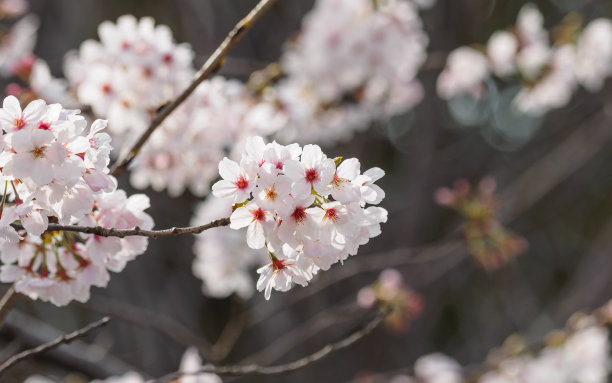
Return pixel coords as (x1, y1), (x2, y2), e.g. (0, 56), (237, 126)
(110, 0), (278, 177)
(242, 303), (365, 365)
(151, 308), (388, 381)
(0, 285), (18, 328)
(0, 316), (111, 375)
(2, 310), (138, 377)
(11, 217), (230, 239)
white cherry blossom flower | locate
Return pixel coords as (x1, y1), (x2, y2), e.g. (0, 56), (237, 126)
(212, 158), (258, 203)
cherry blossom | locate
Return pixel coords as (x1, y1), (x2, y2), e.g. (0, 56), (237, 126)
(437, 4), (612, 116)
(211, 136), (388, 300)
(388, 315), (611, 383)
(0, 96), (154, 306)
(259, 0), (430, 143)
(65, 15), (195, 145)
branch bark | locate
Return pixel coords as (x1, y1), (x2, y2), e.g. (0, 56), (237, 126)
(110, 0), (279, 177)
(11, 217), (230, 239)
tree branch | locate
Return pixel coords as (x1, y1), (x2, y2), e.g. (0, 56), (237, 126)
(110, 0), (279, 177)
(0, 316), (111, 375)
(0, 285), (18, 328)
(151, 308), (388, 381)
(11, 217), (230, 239)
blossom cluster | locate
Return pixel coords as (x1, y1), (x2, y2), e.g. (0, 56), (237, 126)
(57, 1), (433, 197)
(26, 347), (221, 383)
(65, 14), (195, 143)
(437, 3), (612, 115)
(263, 0), (429, 143)
(211, 137), (387, 300)
(0, 96), (153, 306)
(382, 314), (610, 383)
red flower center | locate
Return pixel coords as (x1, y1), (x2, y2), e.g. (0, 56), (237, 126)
(305, 168), (318, 183)
(101, 83), (112, 94)
(162, 53), (173, 64)
(37, 121), (51, 130)
(324, 208), (338, 222)
(14, 118), (25, 130)
(235, 176), (249, 190)
(272, 258), (288, 271)
(291, 207), (306, 223)
(251, 208), (266, 221)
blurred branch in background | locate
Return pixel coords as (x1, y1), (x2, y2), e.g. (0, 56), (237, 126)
(0, 316), (110, 376)
(151, 307), (390, 382)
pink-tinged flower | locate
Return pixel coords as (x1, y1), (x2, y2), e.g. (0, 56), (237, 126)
(230, 202), (274, 249)
(9, 129), (65, 185)
(309, 201), (359, 249)
(353, 167), (385, 205)
(256, 256), (307, 300)
(243, 135), (267, 166)
(330, 157), (362, 203)
(283, 144), (335, 197)
(277, 194), (317, 247)
(212, 157), (257, 203)
(0, 95), (46, 133)
(262, 141), (301, 172)
(254, 163), (293, 216)
(14, 200), (48, 236)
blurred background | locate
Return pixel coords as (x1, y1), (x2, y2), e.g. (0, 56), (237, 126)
(1, 0), (612, 381)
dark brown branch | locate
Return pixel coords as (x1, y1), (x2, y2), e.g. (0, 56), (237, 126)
(110, 0), (278, 177)
(11, 217), (230, 239)
(0, 316), (111, 375)
(151, 308), (388, 381)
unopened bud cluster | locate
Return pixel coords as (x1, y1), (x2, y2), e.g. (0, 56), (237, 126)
(435, 178), (527, 270)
